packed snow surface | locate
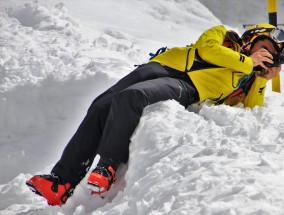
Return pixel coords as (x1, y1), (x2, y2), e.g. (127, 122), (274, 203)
(1, 0), (284, 214)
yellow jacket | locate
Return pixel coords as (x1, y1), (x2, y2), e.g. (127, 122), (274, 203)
(150, 25), (268, 108)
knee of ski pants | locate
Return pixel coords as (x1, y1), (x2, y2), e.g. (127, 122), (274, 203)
(111, 88), (148, 116)
(87, 95), (113, 116)
(83, 101), (112, 132)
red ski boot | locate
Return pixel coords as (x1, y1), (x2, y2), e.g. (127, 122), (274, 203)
(87, 165), (117, 195)
(26, 174), (74, 206)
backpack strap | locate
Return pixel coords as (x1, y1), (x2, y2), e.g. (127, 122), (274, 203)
(217, 73), (255, 105)
(149, 46), (168, 60)
(188, 49), (222, 72)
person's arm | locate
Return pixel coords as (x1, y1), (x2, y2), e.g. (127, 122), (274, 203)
(194, 25), (254, 74)
(243, 76), (268, 108)
(244, 65), (281, 108)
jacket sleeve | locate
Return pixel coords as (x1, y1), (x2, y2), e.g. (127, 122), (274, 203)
(243, 76), (268, 108)
(194, 25), (254, 74)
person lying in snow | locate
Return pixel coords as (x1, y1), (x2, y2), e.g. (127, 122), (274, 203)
(26, 23), (284, 206)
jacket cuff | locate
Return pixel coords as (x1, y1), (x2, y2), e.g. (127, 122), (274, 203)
(255, 76), (268, 87)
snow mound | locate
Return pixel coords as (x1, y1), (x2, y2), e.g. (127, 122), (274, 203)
(0, 1), (144, 92)
(6, 2), (80, 31)
(0, 2), (88, 92)
(4, 101), (284, 215)
(90, 101), (284, 215)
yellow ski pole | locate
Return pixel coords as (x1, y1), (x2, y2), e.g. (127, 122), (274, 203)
(268, 0), (281, 92)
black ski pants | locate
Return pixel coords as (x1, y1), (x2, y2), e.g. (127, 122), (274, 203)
(52, 62), (199, 186)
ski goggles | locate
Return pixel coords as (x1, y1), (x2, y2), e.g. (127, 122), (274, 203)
(270, 28), (284, 44)
(242, 27), (284, 48)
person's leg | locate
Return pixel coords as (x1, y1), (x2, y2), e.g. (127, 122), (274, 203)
(87, 62), (173, 113)
(87, 76), (198, 194)
(26, 63), (192, 204)
(51, 63), (174, 186)
(98, 77), (199, 164)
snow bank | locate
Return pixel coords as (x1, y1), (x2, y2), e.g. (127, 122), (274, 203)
(1, 2), (86, 92)
(89, 101), (284, 215)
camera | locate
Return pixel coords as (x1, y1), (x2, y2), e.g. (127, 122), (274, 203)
(264, 54), (284, 68)
(254, 54), (284, 71)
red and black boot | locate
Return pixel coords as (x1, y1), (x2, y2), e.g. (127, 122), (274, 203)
(87, 158), (118, 195)
(26, 173), (74, 206)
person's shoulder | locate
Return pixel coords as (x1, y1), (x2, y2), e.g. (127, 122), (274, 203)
(204, 25), (227, 34)
(210, 25), (227, 30)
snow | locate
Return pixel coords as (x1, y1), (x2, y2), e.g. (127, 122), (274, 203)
(0, 0), (284, 214)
